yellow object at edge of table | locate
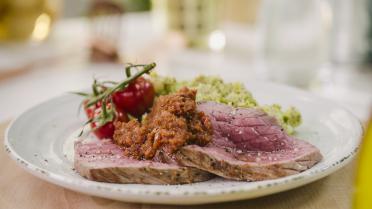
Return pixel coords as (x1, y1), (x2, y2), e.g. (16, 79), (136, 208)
(353, 116), (372, 209)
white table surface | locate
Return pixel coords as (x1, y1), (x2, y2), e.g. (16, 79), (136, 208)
(0, 13), (371, 124)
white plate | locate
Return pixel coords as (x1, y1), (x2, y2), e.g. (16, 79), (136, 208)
(4, 81), (363, 205)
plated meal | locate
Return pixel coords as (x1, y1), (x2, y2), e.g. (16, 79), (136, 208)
(74, 62), (322, 185)
(5, 62), (361, 204)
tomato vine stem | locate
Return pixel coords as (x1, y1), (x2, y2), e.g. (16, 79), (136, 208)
(86, 62), (156, 107)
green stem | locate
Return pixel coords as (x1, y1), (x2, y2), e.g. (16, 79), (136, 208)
(101, 99), (107, 117)
(125, 65), (132, 77)
(87, 62), (156, 107)
(125, 64), (147, 78)
(101, 81), (118, 85)
(113, 62), (156, 92)
(92, 80), (99, 96)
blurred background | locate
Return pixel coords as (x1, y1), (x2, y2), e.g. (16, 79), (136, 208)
(0, 0), (371, 122)
(0, 0), (371, 208)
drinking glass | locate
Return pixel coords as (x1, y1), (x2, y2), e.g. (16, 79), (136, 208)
(258, 0), (331, 87)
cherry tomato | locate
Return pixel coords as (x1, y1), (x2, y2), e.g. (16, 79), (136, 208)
(112, 77), (155, 117)
(83, 100), (103, 119)
(116, 108), (130, 122)
(83, 99), (129, 139)
(83, 100), (95, 119)
(91, 111), (128, 139)
(91, 121), (115, 139)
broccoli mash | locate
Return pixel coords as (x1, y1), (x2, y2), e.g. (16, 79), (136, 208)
(150, 73), (301, 134)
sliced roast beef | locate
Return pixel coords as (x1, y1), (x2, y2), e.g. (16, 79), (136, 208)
(176, 102), (322, 181)
(74, 140), (213, 184)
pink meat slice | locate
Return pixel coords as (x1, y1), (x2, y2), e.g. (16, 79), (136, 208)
(176, 102), (322, 181)
(74, 140), (213, 184)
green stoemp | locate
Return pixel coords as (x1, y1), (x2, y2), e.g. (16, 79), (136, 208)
(150, 73), (301, 134)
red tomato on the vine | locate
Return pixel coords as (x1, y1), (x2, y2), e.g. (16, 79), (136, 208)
(83, 100), (129, 139)
(112, 77), (155, 117)
(91, 121), (115, 140)
(83, 100), (102, 119)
